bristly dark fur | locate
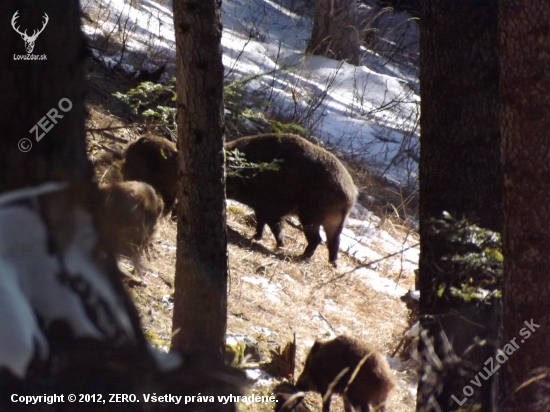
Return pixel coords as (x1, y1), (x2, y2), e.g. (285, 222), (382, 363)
(226, 134), (356, 266)
(296, 335), (396, 412)
(137, 64), (166, 83)
(121, 136), (178, 213)
(98, 181), (163, 257)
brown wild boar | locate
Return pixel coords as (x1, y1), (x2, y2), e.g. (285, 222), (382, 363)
(295, 335), (396, 412)
(121, 135), (178, 213)
(225, 134), (356, 266)
(98, 181), (163, 257)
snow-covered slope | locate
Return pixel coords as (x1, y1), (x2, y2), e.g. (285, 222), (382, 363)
(82, 0), (419, 185)
(83, 2), (420, 407)
(82, 0), (419, 296)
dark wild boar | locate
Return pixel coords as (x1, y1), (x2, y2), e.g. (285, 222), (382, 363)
(121, 135), (178, 213)
(98, 181), (163, 257)
(295, 335), (396, 412)
(136, 64), (166, 83)
(225, 134), (356, 266)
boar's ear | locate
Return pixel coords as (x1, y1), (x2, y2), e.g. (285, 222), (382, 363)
(310, 341), (322, 354)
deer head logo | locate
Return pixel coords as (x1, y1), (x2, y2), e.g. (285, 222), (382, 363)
(11, 11), (49, 54)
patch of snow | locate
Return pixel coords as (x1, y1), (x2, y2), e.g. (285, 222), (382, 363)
(85, 0), (420, 307)
(148, 344), (181, 371)
(351, 267), (408, 297)
(246, 369), (274, 384)
(282, 273), (296, 282)
(242, 276), (282, 303)
(84, 0), (419, 187)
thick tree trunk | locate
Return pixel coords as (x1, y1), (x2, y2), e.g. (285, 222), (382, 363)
(172, 0), (228, 360)
(419, 1), (501, 233)
(0, 0), (147, 402)
(0, 2), (141, 341)
(0, 2), (91, 188)
(0, 2), (245, 408)
(500, 1), (550, 410)
(418, 1), (501, 410)
(307, 0), (361, 65)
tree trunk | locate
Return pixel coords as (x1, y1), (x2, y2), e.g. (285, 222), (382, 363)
(500, 1), (550, 410)
(419, 1), (501, 233)
(172, 0), (228, 360)
(0, 0), (148, 401)
(418, 0), (501, 410)
(0, 2), (91, 188)
(0, 2), (245, 408)
(307, 0), (361, 65)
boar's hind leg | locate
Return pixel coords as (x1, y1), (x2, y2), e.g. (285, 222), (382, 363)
(300, 223), (322, 259)
(323, 212), (347, 266)
(267, 218), (285, 248)
(252, 212), (266, 241)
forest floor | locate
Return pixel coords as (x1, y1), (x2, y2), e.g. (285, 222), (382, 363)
(85, 56), (419, 412)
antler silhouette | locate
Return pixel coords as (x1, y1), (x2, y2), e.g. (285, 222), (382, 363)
(11, 11), (49, 54)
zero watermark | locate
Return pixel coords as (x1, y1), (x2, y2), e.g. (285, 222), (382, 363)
(18, 98), (72, 152)
(452, 318), (540, 406)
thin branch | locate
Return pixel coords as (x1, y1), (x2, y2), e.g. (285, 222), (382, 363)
(311, 242), (420, 292)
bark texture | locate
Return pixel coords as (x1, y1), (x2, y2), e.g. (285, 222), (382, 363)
(0, 1), (91, 188)
(307, 0), (361, 65)
(0, 0), (144, 403)
(500, 1), (550, 410)
(0, 2), (245, 407)
(419, 0), (501, 233)
(418, 1), (501, 410)
(172, 0), (228, 360)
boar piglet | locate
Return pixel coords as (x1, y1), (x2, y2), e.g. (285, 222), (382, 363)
(121, 135), (178, 213)
(295, 335), (396, 412)
(98, 181), (163, 257)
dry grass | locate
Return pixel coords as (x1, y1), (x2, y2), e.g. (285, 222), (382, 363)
(105, 202), (419, 412)
(226, 206), (417, 411)
(86, 58), (418, 412)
